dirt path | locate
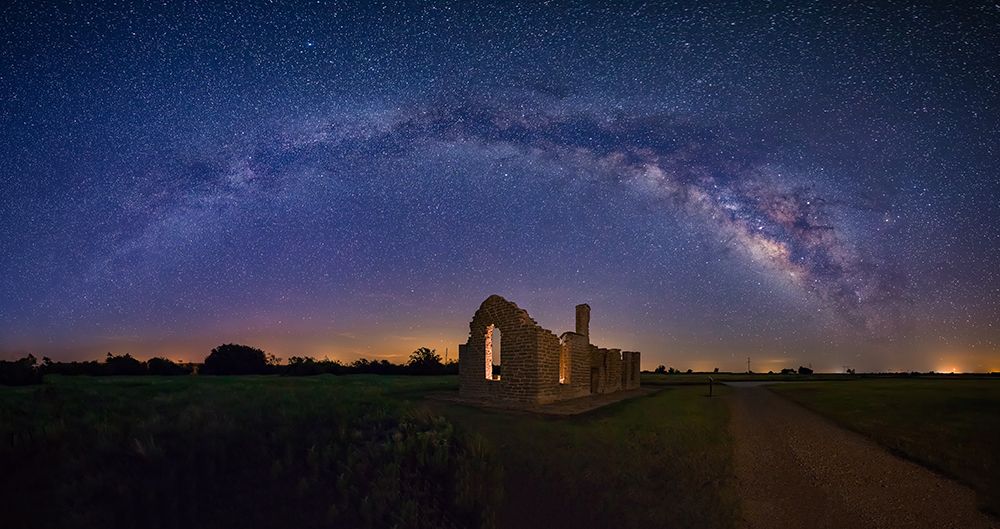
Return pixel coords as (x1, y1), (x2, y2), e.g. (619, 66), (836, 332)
(727, 383), (996, 529)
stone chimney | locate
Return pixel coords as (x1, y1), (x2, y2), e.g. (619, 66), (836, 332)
(575, 303), (590, 338)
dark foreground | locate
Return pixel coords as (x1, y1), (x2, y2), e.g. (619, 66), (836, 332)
(772, 379), (1000, 517)
(0, 375), (735, 529)
(728, 383), (995, 529)
(2, 375), (997, 529)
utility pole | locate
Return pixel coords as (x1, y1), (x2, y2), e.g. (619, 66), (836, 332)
(747, 356), (751, 374)
(445, 347), (449, 363)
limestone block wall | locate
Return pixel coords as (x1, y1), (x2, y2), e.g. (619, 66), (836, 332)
(459, 295), (641, 404)
(533, 329), (563, 404)
(623, 351), (642, 390)
(591, 347), (608, 394)
(558, 332), (592, 400)
(458, 295), (563, 405)
(606, 348), (623, 393)
(621, 351), (641, 390)
(575, 304), (590, 337)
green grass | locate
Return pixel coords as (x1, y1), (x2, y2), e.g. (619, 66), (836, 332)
(0, 374), (497, 529)
(1, 375), (737, 529)
(433, 385), (737, 529)
(641, 373), (856, 386)
(771, 379), (1000, 515)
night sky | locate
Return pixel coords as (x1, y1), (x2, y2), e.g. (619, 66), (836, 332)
(2, 1), (999, 372)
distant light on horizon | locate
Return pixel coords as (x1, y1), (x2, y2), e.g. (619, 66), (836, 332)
(1, 2), (998, 369)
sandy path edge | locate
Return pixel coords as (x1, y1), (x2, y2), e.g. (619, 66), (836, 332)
(727, 384), (997, 529)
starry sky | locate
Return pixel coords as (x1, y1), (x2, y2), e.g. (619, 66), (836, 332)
(2, 1), (999, 372)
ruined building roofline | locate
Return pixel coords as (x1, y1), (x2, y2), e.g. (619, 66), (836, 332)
(460, 295), (641, 405)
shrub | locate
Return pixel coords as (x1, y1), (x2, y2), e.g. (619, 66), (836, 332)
(407, 347), (442, 372)
(103, 353), (147, 375)
(202, 344), (271, 375)
(0, 380), (501, 528)
(0, 355), (43, 386)
(147, 357), (192, 376)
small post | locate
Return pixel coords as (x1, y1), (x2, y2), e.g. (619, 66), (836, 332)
(708, 376), (714, 397)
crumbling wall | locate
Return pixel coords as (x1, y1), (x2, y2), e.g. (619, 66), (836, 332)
(621, 351), (641, 390)
(558, 332), (592, 400)
(459, 295), (641, 404)
(606, 348), (623, 393)
(590, 347), (607, 394)
(459, 295), (562, 404)
(575, 304), (590, 337)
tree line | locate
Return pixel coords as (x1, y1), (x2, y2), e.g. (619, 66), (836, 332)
(0, 344), (456, 385)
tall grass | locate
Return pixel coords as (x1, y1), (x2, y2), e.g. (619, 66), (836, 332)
(436, 386), (738, 529)
(0, 375), (499, 529)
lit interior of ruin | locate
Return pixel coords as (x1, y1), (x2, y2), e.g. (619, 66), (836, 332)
(484, 324), (501, 381)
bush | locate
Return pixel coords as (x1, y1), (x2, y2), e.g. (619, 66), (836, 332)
(280, 351), (458, 377)
(282, 356), (344, 376)
(147, 357), (192, 376)
(103, 353), (147, 376)
(202, 344), (272, 375)
(0, 355), (43, 386)
(0, 380), (501, 529)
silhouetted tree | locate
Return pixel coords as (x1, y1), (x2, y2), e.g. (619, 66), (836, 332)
(284, 356), (326, 376)
(407, 347), (444, 374)
(202, 344), (271, 375)
(147, 357), (192, 375)
(104, 353), (147, 375)
(0, 354), (43, 385)
(654, 365), (666, 374)
(713, 367), (719, 373)
(260, 350), (460, 377)
(798, 366), (813, 375)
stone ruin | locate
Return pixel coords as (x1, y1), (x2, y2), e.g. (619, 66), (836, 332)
(458, 295), (641, 405)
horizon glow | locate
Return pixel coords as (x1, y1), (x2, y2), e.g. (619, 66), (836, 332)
(1, 2), (998, 372)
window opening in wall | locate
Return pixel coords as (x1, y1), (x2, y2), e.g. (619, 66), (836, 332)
(559, 336), (570, 384)
(485, 324), (501, 381)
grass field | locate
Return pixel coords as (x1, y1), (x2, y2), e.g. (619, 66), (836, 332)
(641, 373), (858, 386)
(0, 375), (496, 529)
(434, 385), (737, 529)
(771, 379), (1000, 516)
(0, 375), (736, 529)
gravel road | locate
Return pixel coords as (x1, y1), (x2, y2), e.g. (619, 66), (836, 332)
(727, 383), (997, 529)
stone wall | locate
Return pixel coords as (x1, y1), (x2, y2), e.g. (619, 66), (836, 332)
(606, 348), (623, 393)
(621, 350), (641, 390)
(459, 295), (640, 405)
(575, 303), (590, 337)
(558, 332), (592, 400)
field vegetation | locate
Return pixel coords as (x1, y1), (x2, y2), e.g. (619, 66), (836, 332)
(0, 375), (497, 529)
(434, 385), (737, 529)
(0, 374), (736, 529)
(772, 379), (1000, 516)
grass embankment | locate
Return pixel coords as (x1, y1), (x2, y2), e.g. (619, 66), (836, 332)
(0, 375), (497, 529)
(435, 385), (737, 529)
(641, 373), (856, 386)
(772, 380), (1000, 516)
(1, 375), (736, 529)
